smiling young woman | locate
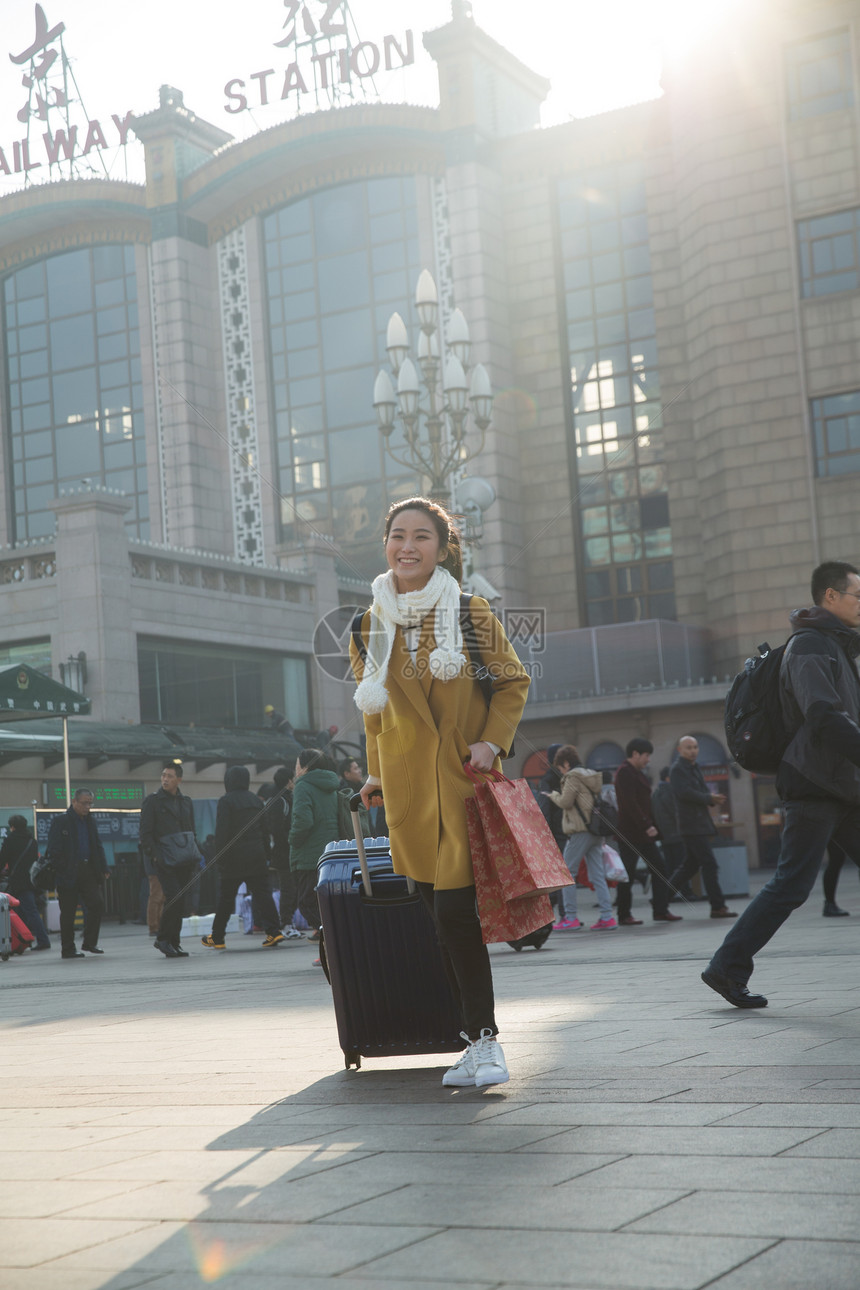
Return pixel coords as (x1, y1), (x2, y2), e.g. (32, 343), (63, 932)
(350, 495), (531, 1088)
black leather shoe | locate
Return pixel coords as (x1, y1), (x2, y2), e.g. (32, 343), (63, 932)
(172, 944), (189, 957)
(81, 945), (105, 954)
(61, 949), (85, 959)
(823, 900), (850, 917)
(654, 911), (683, 921)
(154, 939), (180, 958)
(701, 967), (767, 1008)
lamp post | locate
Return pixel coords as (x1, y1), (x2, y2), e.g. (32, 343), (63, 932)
(372, 270), (494, 505)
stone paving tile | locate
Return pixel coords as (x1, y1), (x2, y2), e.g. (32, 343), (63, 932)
(61, 1175), (408, 1225)
(321, 1181), (693, 1232)
(0, 1273), (161, 1290)
(492, 1103), (755, 1126)
(1, 1218), (160, 1268)
(46, 1220), (440, 1278)
(576, 1153), (860, 1193)
(515, 1125), (820, 1156)
(0, 1180), (154, 1220)
(778, 1128), (860, 1157)
(703, 1239), (860, 1289)
(714, 1104), (860, 1127)
(290, 1149), (624, 1188)
(352, 1228), (775, 1288)
(624, 1189), (860, 1240)
(68, 1146), (379, 1186)
(0, 1150), (156, 1182)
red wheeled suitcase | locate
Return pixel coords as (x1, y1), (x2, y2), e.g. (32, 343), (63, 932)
(316, 797), (464, 1070)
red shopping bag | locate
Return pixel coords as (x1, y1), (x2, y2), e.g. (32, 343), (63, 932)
(466, 793), (555, 944)
(463, 765), (572, 901)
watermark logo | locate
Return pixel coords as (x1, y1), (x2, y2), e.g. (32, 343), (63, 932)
(312, 604), (364, 681)
(503, 607), (546, 654)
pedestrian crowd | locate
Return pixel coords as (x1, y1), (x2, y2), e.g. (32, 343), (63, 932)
(539, 735), (738, 933)
(0, 751), (381, 965)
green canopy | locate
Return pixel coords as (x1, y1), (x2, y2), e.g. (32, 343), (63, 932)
(0, 664), (90, 806)
(0, 664), (90, 720)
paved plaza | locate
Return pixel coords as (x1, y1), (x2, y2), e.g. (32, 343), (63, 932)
(2, 874), (859, 1290)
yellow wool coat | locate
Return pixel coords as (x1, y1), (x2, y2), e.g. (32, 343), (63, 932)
(349, 595), (530, 889)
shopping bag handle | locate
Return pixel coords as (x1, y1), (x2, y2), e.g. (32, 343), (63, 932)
(462, 762), (511, 786)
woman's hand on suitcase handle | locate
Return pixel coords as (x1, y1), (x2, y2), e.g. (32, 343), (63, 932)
(467, 741), (496, 772)
(359, 778), (384, 810)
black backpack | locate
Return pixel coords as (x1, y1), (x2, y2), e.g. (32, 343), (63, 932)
(575, 787), (618, 838)
(724, 638), (800, 774)
(350, 594), (515, 757)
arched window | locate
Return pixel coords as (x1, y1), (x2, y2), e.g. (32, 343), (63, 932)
(586, 741), (625, 771)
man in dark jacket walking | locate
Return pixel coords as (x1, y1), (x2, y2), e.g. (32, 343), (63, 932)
(45, 788), (108, 958)
(705, 561), (860, 1008)
(140, 763), (197, 959)
(615, 739), (679, 924)
(202, 766), (284, 950)
(669, 740), (735, 923)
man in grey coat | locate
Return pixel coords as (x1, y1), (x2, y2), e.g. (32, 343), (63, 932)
(704, 560), (860, 1008)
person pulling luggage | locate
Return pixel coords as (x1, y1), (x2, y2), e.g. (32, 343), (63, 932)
(352, 496), (530, 1088)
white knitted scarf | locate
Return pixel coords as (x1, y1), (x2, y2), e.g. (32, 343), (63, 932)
(353, 565), (465, 715)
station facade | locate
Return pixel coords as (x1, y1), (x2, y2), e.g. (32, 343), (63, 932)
(0, 0), (857, 866)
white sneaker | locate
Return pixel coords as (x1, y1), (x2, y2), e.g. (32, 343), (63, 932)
(442, 1033), (477, 1087)
(472, 1029), (510, 1087)
(281, 926), (303, 940)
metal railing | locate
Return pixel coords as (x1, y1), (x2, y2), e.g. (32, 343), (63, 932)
(523, 619), (714, 704)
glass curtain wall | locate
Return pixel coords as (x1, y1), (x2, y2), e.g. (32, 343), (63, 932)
(2, 245), (146, 541)
(138, 638), (310, 729)
(557, 165), (675, 626)
(262, 176), (425, 580)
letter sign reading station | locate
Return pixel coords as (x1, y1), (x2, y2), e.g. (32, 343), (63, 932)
(223, 0), (414, 114)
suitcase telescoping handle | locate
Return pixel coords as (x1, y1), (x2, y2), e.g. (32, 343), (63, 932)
(349, 792), (416, 898)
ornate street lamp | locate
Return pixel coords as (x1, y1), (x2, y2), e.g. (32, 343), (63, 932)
(372, 270), (493, 503)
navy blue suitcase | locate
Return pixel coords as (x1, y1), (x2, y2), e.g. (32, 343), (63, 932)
(316, 828), (464, 1070)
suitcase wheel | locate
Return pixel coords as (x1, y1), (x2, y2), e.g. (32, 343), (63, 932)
(344, 1049), (361, 1070)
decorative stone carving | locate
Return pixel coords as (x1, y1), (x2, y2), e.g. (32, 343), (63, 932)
(218, 227), (265, 566)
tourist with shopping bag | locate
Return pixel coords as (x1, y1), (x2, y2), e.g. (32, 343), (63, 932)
(353, 496), (530, 1088)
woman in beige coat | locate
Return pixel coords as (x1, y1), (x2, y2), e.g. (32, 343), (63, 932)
(547, 744), (617, 930)
(353, 496), (530, 1088)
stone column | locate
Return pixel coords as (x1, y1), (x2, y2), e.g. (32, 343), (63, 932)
(51, 487), (139, 724)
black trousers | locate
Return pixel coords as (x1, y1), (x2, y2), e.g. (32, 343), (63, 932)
(670, 835), (726, 912)
(276, 866), (299, 927)
(822, 841), (860, 904)
(213, 872), (280, 941)
(416, 882), (497, 1041)
(154, 861), (194, 947)
(294, 870), (321, 932)
(616, 839), (671, 918)
(58, 862), (104, 952)
(711, 798), (860, 984)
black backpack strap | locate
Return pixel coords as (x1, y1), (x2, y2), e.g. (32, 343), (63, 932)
(351, 609), (368, 667)
(460, 593), (495, 705)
